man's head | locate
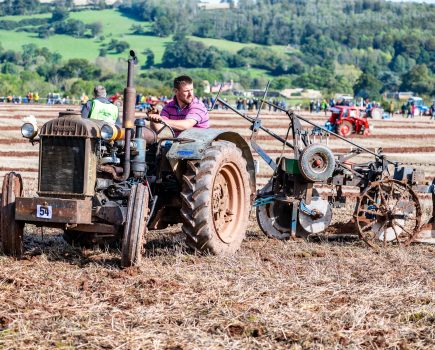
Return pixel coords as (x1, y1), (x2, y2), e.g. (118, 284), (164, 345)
(173, 75), (194, 107)
(93, 85), (107, 98)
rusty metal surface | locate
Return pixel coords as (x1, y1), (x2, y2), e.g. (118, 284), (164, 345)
(94, 204), (126, 225)
(66, 223), (119, 234)
(38, 137), (97, 197)
(355, 179), (422, 249)
(40, 114), (105, 138)
(1, 172), (24, 257)
(15, 197), (92, 224)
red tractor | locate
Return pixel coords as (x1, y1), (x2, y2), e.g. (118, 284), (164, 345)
(326, 106), (370, 137)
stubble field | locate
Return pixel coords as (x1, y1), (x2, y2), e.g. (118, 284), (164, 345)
(0, 104), (434, 349)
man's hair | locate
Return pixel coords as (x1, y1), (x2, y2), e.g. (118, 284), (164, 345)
(93, 85), (107, 98)
(174, 75), (193, 90)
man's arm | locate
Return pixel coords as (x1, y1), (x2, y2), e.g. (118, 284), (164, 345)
(149, 115), (196, 132)
(81, 101), (92, 118)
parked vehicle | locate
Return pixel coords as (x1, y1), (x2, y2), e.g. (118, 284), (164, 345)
(324, 106), (370, 137)
(408, 97), (429, 116)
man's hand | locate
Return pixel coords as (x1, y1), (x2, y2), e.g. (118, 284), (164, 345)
(148, 114), (163, 123)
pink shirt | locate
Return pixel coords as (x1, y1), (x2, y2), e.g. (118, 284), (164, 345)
(161, 97), (209, 136)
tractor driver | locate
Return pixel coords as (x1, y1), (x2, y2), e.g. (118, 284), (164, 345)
(81, 85), (120, 124)
(148, 75), (209, 136)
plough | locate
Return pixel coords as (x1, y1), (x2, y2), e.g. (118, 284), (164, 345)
(216, 89), (435, 248)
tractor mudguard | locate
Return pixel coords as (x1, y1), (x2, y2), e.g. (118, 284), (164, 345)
(167, 128), (256, 194)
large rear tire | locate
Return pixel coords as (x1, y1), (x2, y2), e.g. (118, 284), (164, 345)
(121, 183), (149, 268)
(1, 172), (24, 257)
(181, 141), (251, 255)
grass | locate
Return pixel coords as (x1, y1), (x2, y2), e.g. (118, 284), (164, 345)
(0, 8), (290, 72)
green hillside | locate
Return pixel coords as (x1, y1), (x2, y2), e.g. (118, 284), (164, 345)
(0, 9), (286, 67)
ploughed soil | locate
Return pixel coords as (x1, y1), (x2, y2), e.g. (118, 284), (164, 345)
(0, 104), (434, 349)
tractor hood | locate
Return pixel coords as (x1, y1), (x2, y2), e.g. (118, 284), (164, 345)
(40, 111), (106, 138)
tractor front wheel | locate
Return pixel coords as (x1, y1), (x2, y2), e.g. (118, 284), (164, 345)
(181, 141), (251, 255)
(121, 183), (149, 268)
(1, 172), (24, 257)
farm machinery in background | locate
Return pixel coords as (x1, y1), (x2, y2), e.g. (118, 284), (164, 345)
(323, 105), (370, 137)
(216, 86), (435, 248)
(0, 51), (256, 267)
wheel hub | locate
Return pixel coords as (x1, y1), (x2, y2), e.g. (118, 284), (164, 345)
(212, 173), (234, 234)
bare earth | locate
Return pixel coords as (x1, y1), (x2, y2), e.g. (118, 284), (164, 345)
(0, 104), (434, 349)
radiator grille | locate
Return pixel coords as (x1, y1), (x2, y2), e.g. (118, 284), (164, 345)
(40, 137), (85, 194)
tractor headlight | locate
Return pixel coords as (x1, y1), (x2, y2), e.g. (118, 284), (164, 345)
(21, 122), (38, 139)
(101, 124), (124, 141)
(101, 124), (115, 140)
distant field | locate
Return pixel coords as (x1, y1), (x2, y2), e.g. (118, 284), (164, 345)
(0, 9), (288, 71)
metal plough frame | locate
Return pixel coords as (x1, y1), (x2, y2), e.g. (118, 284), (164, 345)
(215, 90), (433, 247)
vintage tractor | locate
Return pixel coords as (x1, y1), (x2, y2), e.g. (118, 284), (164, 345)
(217, 89), (433, 249)
(325, 106), (370, 137)
(0, 51), (256, 267)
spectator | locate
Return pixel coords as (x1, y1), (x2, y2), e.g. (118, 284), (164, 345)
(81, 85), (120, 124)
(407, 103), (413, 118)
(388, 100), (395, 118)
(401, 102), (407, 117)
(430, 102), (435, 120)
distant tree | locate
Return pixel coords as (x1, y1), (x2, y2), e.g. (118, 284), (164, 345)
(87, 22), (103, 37)
(389, 55), (408, 74)
(2, 62), (19, 74)
(58, 58), (101, 80)
(130, 24), (145, 35)
(143, 49), (155, 68)
(401, 64), (433, 95)
(99, 48), (107, 57)
(379, 71), (400, 93)
(152, 16), (173, 37)
(51, 8), (69, 22)
(114, 41), (129, 54)
(353, 72), (382, 99)
(54, 19), (87, 37)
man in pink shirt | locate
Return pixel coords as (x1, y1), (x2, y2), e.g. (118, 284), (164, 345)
(149, 75), (209, 136)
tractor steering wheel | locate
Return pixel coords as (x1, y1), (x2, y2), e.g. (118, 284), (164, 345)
(144, 115), (176, 138)
(156, 120), (176, 138)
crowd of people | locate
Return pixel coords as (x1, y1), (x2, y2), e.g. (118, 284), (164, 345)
(1, 88), (434, 120)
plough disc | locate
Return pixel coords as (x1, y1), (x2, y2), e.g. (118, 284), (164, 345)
(355, 179), (422, 249)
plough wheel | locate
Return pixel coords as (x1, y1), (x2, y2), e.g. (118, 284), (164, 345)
(355, 179), (422, 249)
(256, 181), (293, 240)
(299, 143), (335, 182)
(1, 172), (24, 258)
(181, 141), (251, 255)
(121, 183), (149, 268)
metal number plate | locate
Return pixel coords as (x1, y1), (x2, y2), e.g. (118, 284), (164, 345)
(36, 205), (52, 219)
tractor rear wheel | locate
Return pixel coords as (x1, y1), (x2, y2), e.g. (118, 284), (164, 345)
(338, 121), (353, 137)
(1, 172), (24, 257)
(121, 183), (149, 268)
(181, 141), (251, 255)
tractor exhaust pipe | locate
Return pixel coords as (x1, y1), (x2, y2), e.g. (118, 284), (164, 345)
(118, 50), (138, 182)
